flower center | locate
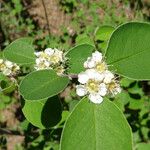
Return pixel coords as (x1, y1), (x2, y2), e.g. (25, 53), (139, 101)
(0, 64), (6, 70)
(86, 79), (99, 93)
(41, 52), (48, 59)
(95, 62), (106, 72)
(54, 65), (64, 75)
(39, 61), (48, 69)
(50, 55), (60, 64)
(108, 82), (116, 91)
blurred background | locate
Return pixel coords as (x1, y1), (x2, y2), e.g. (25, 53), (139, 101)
(0, 0), (150, 150)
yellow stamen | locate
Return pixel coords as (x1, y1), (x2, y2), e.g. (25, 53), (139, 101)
(86, 79), (99, 93)
(50, 55), (60, 64)
(95, 62), (106, 72)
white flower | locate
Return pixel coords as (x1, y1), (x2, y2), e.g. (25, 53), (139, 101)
(76, 50), (121, 104)
(34, 48), (65, 76)
(103, 70), (114, 84)
(107, 81), (121, 96)
(0, 59), (20, 76)
(76, 69), (107, 104)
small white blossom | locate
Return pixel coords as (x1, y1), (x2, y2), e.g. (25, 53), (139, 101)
(108, 81), (121, 96)
(76, 51), (121, 104)
(34, 48), (65, 75)
(0, 59), (20, 76)
(76, 69), (107, 104)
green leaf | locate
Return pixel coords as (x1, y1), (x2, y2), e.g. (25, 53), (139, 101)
(95, 25), (114, 41)
(128, 99), (144, 110)
(0, 73), (16, 94)
(22, 96), (62, 129)
(136, 143), (150, 150)
(106, 22), (150, 80)
(66, 44), (94, 74)
(120, 77), (134, 88)
(3, 37), (35, 64)
(60, 98), (132, 150)
(75, 34), (94, 46)
(18, 37), (34, 45)
(19, 70), (69, 100)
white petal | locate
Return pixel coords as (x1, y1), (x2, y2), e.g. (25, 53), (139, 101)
(98, 83), (107, 96)
(34, 52), (42, 57)
(84, 57), (91, 68)
(87, 60), (96, 68)
(78, 72), (89, 84)
(114, 87), (121, 95)
(88, 93), (103, 104)
(0, 59), (3, 64)
(103, 70), (114, 84)
(15, 65), (20, 70)
(86, 69), (104, 81)
(44, 61), (50, 67)
(3, 69), (12, 76)
(92, 51), (102, 62)
(5, 61), (13, 68)
(36, 58), (42, 65)
(45, 48), (54, 56)
(84, 61), (88, 68)
(76, 85), (87, 96)
(85, 57), (96, 68)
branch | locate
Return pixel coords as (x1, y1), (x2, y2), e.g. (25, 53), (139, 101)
(0, 128), (23, 136)
(41, 0), (51, 38)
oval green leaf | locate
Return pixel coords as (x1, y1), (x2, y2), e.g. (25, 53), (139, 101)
(66, 44), (94, 74)
(60, 98), (133, 150)
(95, 25), (114, 41)
(19, 69), (69, 100)
(22, 96), (62, 129)
(4, 37), (35, 64)
(106, 22), (150, 80)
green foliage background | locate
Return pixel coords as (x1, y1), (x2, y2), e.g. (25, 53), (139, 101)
(0, 0), (150, 150)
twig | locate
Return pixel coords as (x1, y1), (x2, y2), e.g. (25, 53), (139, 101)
(0, 128), (23, 136)
(41, 0), (51, 39)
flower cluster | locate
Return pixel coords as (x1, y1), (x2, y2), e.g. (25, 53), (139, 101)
(0, 59), (20, 76)
(34, 48), (65, 75)
(76, 51), (121, 104)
